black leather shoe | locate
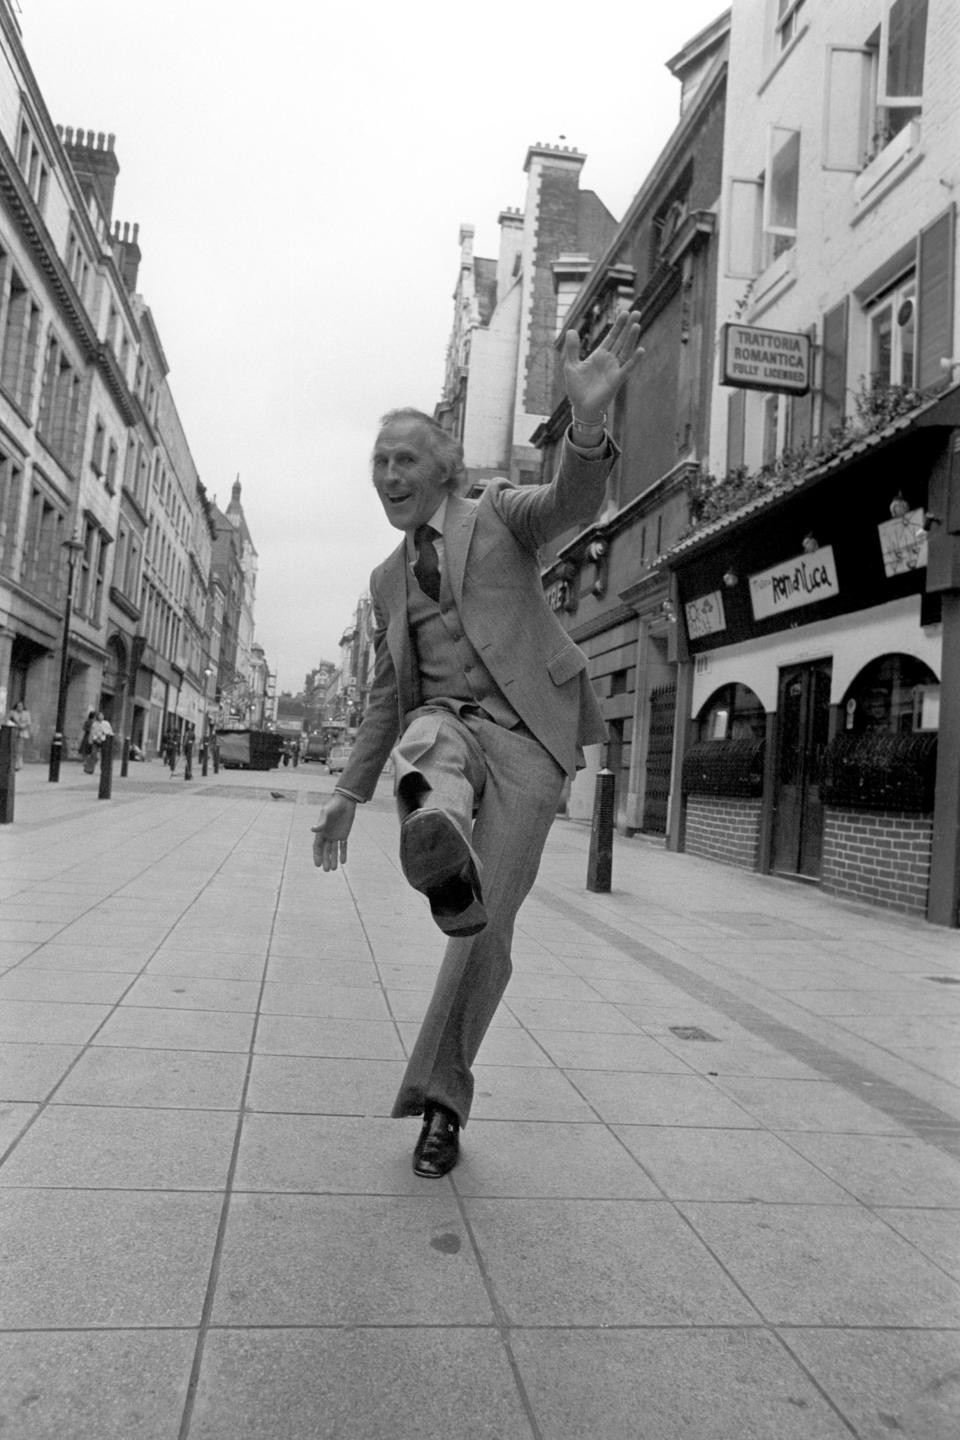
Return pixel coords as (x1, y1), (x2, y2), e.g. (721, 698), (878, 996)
(399, 810), (487, 937)
(412, 1103), (460, 1178)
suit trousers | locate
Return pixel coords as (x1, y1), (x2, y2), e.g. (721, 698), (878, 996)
(390, 706), (565, 1127)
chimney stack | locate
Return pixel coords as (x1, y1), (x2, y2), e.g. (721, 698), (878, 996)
(57, 124), (120, 226)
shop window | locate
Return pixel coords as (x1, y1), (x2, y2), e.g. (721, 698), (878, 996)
(842, 652), (939, 735)
(697, 683), (766, 742)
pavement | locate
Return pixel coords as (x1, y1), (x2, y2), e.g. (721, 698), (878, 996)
(0, 755), (958, 1440)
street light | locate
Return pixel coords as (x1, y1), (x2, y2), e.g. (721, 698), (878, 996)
(48, 536), (85, 782)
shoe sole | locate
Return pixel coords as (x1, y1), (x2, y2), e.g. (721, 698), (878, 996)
(400, 812), (487, 936)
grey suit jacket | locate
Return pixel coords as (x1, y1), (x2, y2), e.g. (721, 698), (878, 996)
(338, 435), (617, 802)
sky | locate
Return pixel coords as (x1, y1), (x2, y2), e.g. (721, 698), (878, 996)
(20, 0), (727, 694)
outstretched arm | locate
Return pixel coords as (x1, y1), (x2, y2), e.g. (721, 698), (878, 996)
(563, 311), (643, 442)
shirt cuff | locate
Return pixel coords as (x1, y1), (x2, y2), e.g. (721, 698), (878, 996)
(565, 424), (610, 459)
(333, 785), (363, 804)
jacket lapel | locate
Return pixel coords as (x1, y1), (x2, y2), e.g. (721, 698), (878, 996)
(380, 541), (417, 712)
(442, 495), (478, 611)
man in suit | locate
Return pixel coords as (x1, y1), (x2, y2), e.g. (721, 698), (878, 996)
(313, 313), (642, 1176)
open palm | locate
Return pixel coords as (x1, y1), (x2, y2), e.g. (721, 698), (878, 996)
(563, 311), (643, 420)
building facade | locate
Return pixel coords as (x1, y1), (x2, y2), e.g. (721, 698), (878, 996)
(534, 13), (729, 829)
(668, 0), (959, 927)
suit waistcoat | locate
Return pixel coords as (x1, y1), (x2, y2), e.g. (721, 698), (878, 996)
(405, 562), (521, 729)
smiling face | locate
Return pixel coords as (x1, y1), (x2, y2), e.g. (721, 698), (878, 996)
(372, 417), (452, 533)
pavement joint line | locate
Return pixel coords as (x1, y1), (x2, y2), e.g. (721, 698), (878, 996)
(537, 885), (960, 1161)
(175, 795), (300, 1440)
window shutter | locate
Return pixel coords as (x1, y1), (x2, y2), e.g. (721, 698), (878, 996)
(727, 179), (762, 278)
(821, 298), (848, 434)
(822, 47), (871, 171)
(726, 389), (746, 472)
(916, 204), (955, 391)
(789, 326), (817, 445)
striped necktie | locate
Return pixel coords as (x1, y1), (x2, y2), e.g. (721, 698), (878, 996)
(413, 524), (441, 603)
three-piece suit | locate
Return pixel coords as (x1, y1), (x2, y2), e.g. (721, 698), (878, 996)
(337, 433), (617, 1125)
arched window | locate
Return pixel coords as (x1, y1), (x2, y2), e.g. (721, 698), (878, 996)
(696, 683), (766, 742)
(842, 653), (939, 735)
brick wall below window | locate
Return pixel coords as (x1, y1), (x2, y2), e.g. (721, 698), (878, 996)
(822, 807), (933, 916)
(684, 795), (762, 870)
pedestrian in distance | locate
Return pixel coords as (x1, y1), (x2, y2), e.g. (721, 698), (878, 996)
(183, 726), (194, 781)
(163, 726), (179, 775)
(88, 711), (113, 774)
(79, 709), (95, 771)
(5, 699), (31, 770)
(312, 313), (643, 1178)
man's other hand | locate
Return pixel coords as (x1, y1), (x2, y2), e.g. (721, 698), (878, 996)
(312, 792), (357, 871)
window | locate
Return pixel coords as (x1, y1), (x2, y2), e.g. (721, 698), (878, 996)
(90, 417), (106, 475)
(0, 270), (41, 414)
(0, 450), (23, 575)
(842, 653), (938, 734)
(17, 115), (49, 213)
(763, 127), (800, 264)
(878, 0), (927, 135)
(775, 0), (806, 53)
(697, 684), (766, 742)
(105, 438), (119, 494)
(37, 333), (82, 468)
(867, 272), (916, 387)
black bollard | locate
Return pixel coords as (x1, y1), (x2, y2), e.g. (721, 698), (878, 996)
(98, 733), (114, 801)
(212, 741), (219, 775)
(0, 724), (16, 824)
(586, 767), (615, 893)
(121, 736), (130, 778)
(201, 742), (209, 777)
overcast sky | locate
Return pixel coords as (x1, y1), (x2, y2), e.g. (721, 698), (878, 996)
(21, 0), (726, 694)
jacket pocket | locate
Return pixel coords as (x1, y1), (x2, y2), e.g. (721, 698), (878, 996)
(547, 644), (588, 686)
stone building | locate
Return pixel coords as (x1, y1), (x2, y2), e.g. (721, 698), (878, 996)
(435, 143), (618, 490)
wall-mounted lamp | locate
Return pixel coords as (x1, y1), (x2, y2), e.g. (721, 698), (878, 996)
(660, 597), (676, 623)
(586, 538), (608, 598)
(801, 533), (819, 553)
(722, 569), (738, 589)
(920, 512), (941, 532)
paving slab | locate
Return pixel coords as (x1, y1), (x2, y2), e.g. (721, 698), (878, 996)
(0, 1330), (195, 1440)
(0, 1189), (222, 1327)
(0, 1042), (82, 1099)
(189, 1328), (536, 1440)
(212, 1193), (495, 1326)
(678, 1201), (960, 1325)
(779, 1327), (960, 1440)
(510, 1329), (854, 1440)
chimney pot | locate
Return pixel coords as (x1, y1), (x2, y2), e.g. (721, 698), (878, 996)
(97, 131), (105, 148)
(107, 133), (115, 150)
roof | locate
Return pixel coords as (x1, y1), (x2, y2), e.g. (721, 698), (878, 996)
(669, 380), (960, 561)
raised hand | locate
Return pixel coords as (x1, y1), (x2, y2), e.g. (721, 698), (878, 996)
(562, 311), (643, 422)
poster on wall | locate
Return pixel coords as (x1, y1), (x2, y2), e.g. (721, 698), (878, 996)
(749, 545), (839, 620)
(685, 591), (727, 640)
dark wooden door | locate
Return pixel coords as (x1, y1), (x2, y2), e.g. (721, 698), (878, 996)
(772, 660), (832, 878)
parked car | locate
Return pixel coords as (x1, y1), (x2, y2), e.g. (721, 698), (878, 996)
(304, 735), (328, 763)
(326, 743), (353, 774)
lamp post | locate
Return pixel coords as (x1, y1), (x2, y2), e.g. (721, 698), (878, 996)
(48, 536), (85, 782)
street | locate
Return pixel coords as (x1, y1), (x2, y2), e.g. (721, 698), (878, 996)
(1, 760), (958, 1439)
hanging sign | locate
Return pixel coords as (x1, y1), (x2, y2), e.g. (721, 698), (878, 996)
(749, 545), (839, 620)
(720, 323), (811, 394)
(684, 590), (726, 640)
